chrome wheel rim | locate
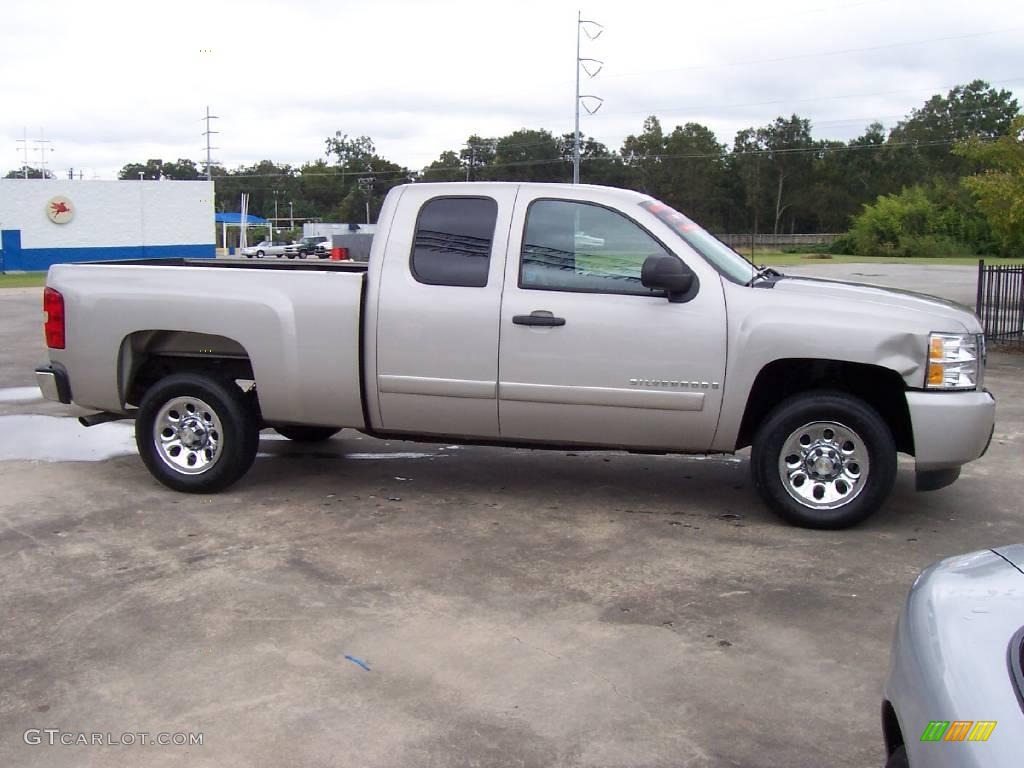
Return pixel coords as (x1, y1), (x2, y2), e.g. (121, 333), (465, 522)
(153, 396), (224, 475)
(778, 421), (869, 510)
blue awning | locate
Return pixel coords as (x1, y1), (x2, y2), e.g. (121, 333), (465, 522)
(215, 212), (268, 225)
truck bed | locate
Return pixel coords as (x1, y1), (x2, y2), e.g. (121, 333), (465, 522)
(45, 259), (368, 430)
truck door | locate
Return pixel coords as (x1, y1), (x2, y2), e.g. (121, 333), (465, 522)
(373, 185), (517, 438)
(497, 193), (728, 450)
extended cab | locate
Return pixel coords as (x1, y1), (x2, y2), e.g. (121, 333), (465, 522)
(35, 183), (996, 528)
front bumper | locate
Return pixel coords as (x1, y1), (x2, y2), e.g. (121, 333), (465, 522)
(906, 388), (996, 472)
(35, 364), (71, 404)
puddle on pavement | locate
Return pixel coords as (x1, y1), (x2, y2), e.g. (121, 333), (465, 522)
(0, 387), (43, 403)
(0, 415), (136, 462)
(0, 415), (448, 464)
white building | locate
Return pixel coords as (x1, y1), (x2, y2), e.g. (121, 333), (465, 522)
(0, 179), (215, 272)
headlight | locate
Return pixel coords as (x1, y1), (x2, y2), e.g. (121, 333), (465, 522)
(926, 333), (980, 390)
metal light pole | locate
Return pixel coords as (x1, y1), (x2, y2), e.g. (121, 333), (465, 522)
(573, 12), (604, 185)
(289, 201), (294, 231)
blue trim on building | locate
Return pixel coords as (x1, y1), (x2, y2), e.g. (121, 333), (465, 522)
(0, 240), (216, 272)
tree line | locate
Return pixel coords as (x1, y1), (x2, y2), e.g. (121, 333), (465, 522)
(7, 80), (1021, 253)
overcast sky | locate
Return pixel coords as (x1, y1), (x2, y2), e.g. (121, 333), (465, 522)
(2, 0), (1022, 179)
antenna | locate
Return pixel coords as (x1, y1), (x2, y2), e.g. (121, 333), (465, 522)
(16, 128), (29, 178)
(201, 106), (219, 180)
(33, 129), (54, 178)
(573, 11), (604, 185)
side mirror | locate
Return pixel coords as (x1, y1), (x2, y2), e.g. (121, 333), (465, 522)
(641, 255), (696, 302)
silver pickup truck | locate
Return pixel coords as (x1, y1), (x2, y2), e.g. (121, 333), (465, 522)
(35, 182), (995, 529)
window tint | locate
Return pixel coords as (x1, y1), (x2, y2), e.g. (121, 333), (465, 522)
(411, 197), (498, 287)
(520, 199), (672, 295)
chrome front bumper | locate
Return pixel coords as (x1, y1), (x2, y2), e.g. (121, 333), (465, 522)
(906, 388), (996, 472)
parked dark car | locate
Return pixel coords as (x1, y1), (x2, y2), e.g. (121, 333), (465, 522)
(284, 236), (327, 259)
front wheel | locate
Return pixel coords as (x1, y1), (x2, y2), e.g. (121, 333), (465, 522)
(751, 390), (896, 529)
(136, 373), (259, 493)
(274, 426), (340, 443)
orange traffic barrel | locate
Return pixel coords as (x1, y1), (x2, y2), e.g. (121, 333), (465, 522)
(330, 247), (349, 261)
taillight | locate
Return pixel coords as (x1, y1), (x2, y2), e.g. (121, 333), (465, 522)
(43, 287), (65, 349)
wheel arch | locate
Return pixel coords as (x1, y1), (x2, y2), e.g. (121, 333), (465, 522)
(736, 358), (913, 454)
(118, 330), (256, 409)
(881, 699), (905, 758)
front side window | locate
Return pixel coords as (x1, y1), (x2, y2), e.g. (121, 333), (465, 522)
(520, 199), (675, 296)
(411, 197), (498, 287)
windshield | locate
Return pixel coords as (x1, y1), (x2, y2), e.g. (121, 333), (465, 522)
(640, 200), (757, 285)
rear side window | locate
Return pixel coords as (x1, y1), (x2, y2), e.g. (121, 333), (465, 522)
(411, 197), (498, 287)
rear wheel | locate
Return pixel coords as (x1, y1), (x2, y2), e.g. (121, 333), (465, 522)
(136, 373), (259, 493)
(275, 426), (340, 443)
(256, 250), (265, 258)
(751, 390), (896, 529)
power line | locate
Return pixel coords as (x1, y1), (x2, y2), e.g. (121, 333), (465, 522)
(191, 135), (995, 189)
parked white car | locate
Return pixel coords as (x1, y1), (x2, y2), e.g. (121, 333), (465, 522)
(240, 241), (287, 259)
(882, 546), (1023, 767)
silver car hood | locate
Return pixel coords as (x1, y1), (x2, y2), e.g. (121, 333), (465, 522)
(994, 544), (1024, 573)
(773, 277), (980, 333)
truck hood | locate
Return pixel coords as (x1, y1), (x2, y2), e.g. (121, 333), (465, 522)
(772, 276), (981, 333)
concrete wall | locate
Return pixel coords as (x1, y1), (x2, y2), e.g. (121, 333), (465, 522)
(304, 222), (377, 238)
(0, 179), (215, 271)
(716, 233), (842, 247)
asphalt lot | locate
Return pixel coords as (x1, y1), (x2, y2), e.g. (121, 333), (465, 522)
(0, 266), (1021, 768)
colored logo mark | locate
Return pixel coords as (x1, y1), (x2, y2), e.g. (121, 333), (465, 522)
(921, 720), (996, 742)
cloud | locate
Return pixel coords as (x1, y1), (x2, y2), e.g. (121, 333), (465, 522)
(2, 0), (1022, 177)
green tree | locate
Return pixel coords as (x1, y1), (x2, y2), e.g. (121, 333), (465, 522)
(621, 116), (665, 194)
(118, 158), (201, 180)
(486, 129), (566, 182)
(888, 80), (1020, 184)
(956, 115), (1024, 253)
(4, 166), (54, 179)
(421, 150), (466, 182)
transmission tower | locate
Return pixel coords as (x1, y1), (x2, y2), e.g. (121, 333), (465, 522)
(573, 11), (604, 185)
(201, 106), (219, 180)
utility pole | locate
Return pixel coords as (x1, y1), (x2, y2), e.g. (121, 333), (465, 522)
(16, 128), (30, 178)
(573, 12), (604, 185)
(289, 201), (294, 231)
(465, 142), (475, 182)
(201, 106), (219, 180)
(358, 177), (374, 224)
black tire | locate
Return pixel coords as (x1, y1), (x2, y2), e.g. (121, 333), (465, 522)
(286, 253), (296, 259)
(751, 390), (896, 529)
(256, 250), (265, 258)
(298, 251), (307, 259)
(274, 426), (340, 443)
(136, 373), (259, 493)
(884, 745), (908, 768)
(245, 253), (253, 259)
